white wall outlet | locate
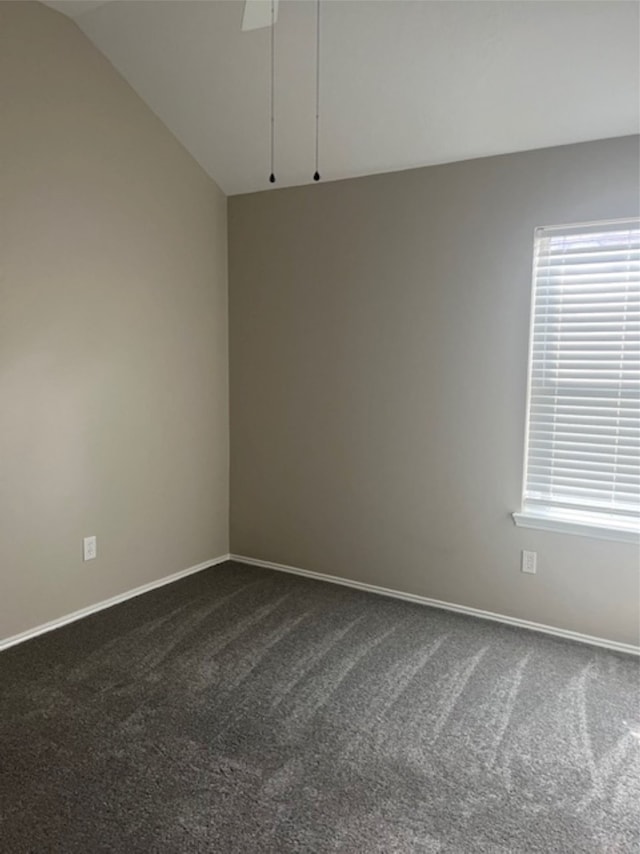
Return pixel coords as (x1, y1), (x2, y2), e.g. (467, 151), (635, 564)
(83, 535), (97, 561)
(521, 549), (537, 574)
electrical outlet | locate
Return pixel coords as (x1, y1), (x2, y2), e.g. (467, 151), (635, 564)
(83, 536), (97, 561)
(521, 549), (537, 574)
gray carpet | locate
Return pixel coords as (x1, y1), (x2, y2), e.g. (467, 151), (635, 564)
(1, 561), (639, 853)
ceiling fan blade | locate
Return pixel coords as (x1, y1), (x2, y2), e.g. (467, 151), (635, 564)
(242, 0), (279, 31)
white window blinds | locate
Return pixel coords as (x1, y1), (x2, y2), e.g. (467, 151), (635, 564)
(520, 218), (640, 537)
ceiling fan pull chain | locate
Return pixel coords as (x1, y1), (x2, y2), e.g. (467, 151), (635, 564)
(313, 0), (321, 181)
(269, 0), (276, 183)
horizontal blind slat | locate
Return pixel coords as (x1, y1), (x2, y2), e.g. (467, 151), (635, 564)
(530, 392), (640, 403)
(530, 443), (640, 453)
(528, 459), (639, 475)
(531, 471), (640, 482)
(528, 450), (639, 465)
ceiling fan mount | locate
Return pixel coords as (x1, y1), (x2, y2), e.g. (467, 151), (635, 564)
(242, 0), (279, 32)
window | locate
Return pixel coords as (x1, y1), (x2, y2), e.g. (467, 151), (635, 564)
(514, 218), (640, 542)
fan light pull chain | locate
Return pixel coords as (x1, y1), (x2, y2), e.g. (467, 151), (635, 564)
(313, 0), (321, 181)
(269, 0), (276, 183)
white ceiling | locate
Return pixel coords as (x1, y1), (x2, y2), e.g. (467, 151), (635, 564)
(44, 1), (640, 196)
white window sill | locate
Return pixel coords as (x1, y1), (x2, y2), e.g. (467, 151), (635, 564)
(512, 511), (640, 544)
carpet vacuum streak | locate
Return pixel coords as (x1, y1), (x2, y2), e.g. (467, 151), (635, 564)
(0, 561), (638, 852)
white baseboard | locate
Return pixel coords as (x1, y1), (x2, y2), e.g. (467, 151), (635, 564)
(230, 554), (640, 657)
(0, 554), (231, 652)
(4, 550), (637, 658)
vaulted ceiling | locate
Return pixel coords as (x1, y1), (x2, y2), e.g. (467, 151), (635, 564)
(44, 1), (640, 196)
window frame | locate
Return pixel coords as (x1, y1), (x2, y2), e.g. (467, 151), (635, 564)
(513, 217), (640, 544)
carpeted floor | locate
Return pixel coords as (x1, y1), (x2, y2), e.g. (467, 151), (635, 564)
(1, 561), (639, 853)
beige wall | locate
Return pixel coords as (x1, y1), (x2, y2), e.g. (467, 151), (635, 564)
(0, 2), (229, 640)
(229, 136), (640, 646)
